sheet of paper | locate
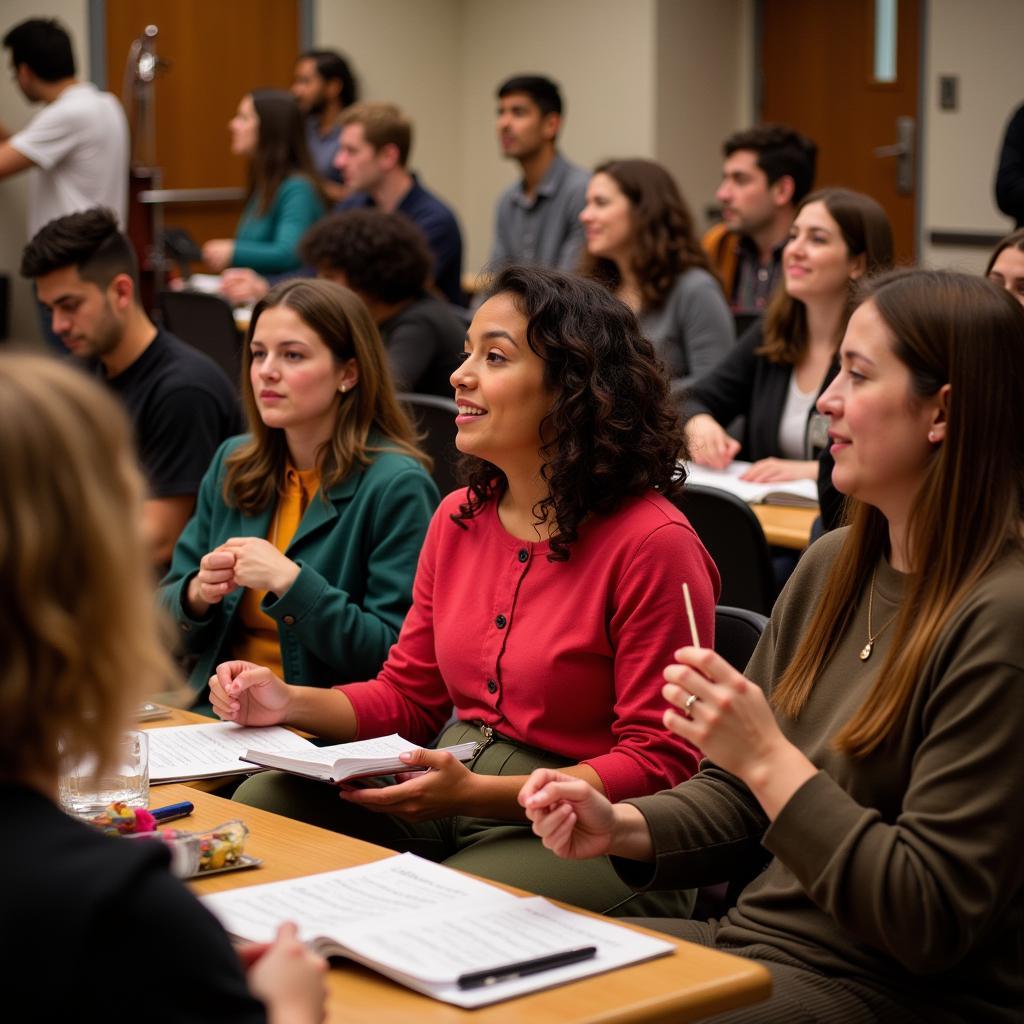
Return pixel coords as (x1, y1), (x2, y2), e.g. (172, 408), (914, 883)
(684, 461), (819, 506)
(203, 853), (674, 1008)
(148, 722), (312, 780)
(268, 733), (435, 766)
(203, 853), (516, 944)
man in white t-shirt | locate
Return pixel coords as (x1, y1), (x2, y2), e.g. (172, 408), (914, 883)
(0, 18), (129, 237)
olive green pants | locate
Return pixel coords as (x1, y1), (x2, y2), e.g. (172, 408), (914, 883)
(234, 721), (694, 918)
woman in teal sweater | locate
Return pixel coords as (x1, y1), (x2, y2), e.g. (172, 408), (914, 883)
(202, 90), (326, 275)
(161, 279), (438, 706)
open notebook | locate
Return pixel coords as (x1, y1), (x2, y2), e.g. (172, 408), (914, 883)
(685, 461), (819, 508)
(147, 722), (474, 784)
(203, 853), (674, 1008)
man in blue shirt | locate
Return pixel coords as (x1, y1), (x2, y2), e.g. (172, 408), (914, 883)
(336, 102), (465, 306)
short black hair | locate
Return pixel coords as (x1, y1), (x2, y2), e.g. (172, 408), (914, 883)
(723, 124), (818, 206)
(497, 75), (563, 117)
(299, 210), (430, 304)
(299, 49), (358, 108)
(20, 208), (139, 294)
(3, 18), (75, 81)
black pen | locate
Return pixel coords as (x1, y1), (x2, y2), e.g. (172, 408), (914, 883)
(456, 945), (598, 990)
(151, 800), (194, 824)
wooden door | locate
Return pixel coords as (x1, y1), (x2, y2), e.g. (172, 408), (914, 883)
(106, 0), (300, 255)
(760, 0), (920, 263)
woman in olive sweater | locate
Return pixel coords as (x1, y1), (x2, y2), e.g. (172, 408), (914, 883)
(521, 270), (1024, 1023)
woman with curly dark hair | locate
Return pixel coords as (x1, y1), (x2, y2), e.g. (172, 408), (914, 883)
(216, 266), (720, 916)
(580, 159), (734, 398)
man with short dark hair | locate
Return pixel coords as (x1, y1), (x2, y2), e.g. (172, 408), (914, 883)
(703, 124), (817, 316)
(336, 101), (464, 306)
(488, 74), (589, 272)
(300, 209), (463, 397)
(291, 48), (357, 203)
(0, 18), (128, 236)
(21, 209), (241, 567)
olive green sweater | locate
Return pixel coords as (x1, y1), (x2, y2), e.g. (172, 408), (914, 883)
(621, 528), (1024, 1023)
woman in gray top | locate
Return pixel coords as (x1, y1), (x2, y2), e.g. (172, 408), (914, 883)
(579, 159), (734, 401)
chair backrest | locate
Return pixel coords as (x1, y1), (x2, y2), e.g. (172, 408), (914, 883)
(714, 605), (769, 673)
(158, 290), (242, 388)
(675, 484), (776, 615)
(397, 392), (461, 497)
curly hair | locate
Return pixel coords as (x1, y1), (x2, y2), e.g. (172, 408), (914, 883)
(453, 265), (689, 561)
(578, 159), (711, 311)
(299, 209), (431, 304)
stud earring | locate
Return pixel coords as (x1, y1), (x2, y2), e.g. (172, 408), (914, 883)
(928, 430), (937, 443)
(340, 384), (347, 394)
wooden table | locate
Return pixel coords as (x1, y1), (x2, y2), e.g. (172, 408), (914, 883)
(163, 785), (770, 1023)
(752, 504), (818, 550)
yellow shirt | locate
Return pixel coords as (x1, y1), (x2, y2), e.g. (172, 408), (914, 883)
(233, 466), (321, 677)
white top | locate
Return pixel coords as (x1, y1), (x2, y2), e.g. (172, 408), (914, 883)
(776, 372), (818, 460)
(10, 82), (129, 236)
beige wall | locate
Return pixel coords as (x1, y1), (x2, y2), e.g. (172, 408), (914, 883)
(0, 0), (88, 344)
(921, 0), (1024, 271)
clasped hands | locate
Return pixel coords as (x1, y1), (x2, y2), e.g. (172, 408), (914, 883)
(519, 647), (800, 860)
(186, 538), (299, 616)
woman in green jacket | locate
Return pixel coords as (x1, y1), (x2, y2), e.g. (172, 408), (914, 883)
(202, 89), (326, 275)
(161, 279), (438, 706)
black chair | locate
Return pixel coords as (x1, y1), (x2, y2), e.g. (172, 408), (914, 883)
(158, 290), (242, 388)
(674, 484), (776, 615)
(714, 605), (769, 673)
(397, 392), (460, 497)
(691, 604), (771, 920)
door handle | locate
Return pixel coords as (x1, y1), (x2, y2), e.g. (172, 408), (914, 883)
(873, 116), (915, 194)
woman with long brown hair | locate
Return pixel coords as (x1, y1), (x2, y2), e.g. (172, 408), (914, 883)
(985, 226), (1024, 305)
(202, 89), (326, 275)
(580, 158), (734, 397)
(0, 353), (326, 1022)
(521, 269), (1024, 1023)
(161, 278), (437, 706)
(209, 266), (719, 916)
(684, 187), (893, 483)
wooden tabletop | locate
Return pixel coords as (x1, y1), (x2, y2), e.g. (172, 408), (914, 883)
(752, 504), (818, 550)
(160, 785), (770, 1023)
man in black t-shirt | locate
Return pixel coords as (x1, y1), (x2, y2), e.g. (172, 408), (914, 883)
(22, 208), (240, 565)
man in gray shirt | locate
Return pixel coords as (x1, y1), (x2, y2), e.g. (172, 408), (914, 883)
(488, 75), (589, 273)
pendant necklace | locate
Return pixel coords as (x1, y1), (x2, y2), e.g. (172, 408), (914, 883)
(860, 568), (899, 661)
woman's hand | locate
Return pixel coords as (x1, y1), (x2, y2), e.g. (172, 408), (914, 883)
(338, 748), (480, 822)
(210, 660), (293, 726)
(740, 457), (818, 483)
(686, 414), (742, 469)
(663, 647), (816, 819)
(202, 239), (235, 273)
(185, 548), (238, 617)
(245, 922), (327, 1024)
(221, 537), (300, 596)
(220, 267), (270, 305)
(517, 769), (621, 860)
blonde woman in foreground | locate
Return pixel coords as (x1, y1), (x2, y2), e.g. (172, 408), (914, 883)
(0, 354), (326, 1024)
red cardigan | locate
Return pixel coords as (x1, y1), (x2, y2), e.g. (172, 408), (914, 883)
(341, 489), (719, 803)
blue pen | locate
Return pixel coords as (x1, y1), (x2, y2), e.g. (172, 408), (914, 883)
(150, 800), (194, 824)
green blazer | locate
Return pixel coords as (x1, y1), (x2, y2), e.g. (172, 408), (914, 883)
(160, 436), (439, 701)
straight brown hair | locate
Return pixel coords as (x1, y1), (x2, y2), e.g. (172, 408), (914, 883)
(772, 270), (1024, 756)
(759, 188), (894, 365)
(224, 278), (430, 513)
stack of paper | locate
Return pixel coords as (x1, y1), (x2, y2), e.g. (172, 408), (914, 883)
(203, 853), (674, 1008)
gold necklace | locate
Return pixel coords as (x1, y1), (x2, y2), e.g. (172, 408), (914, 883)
(859, 568), (899, 661)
